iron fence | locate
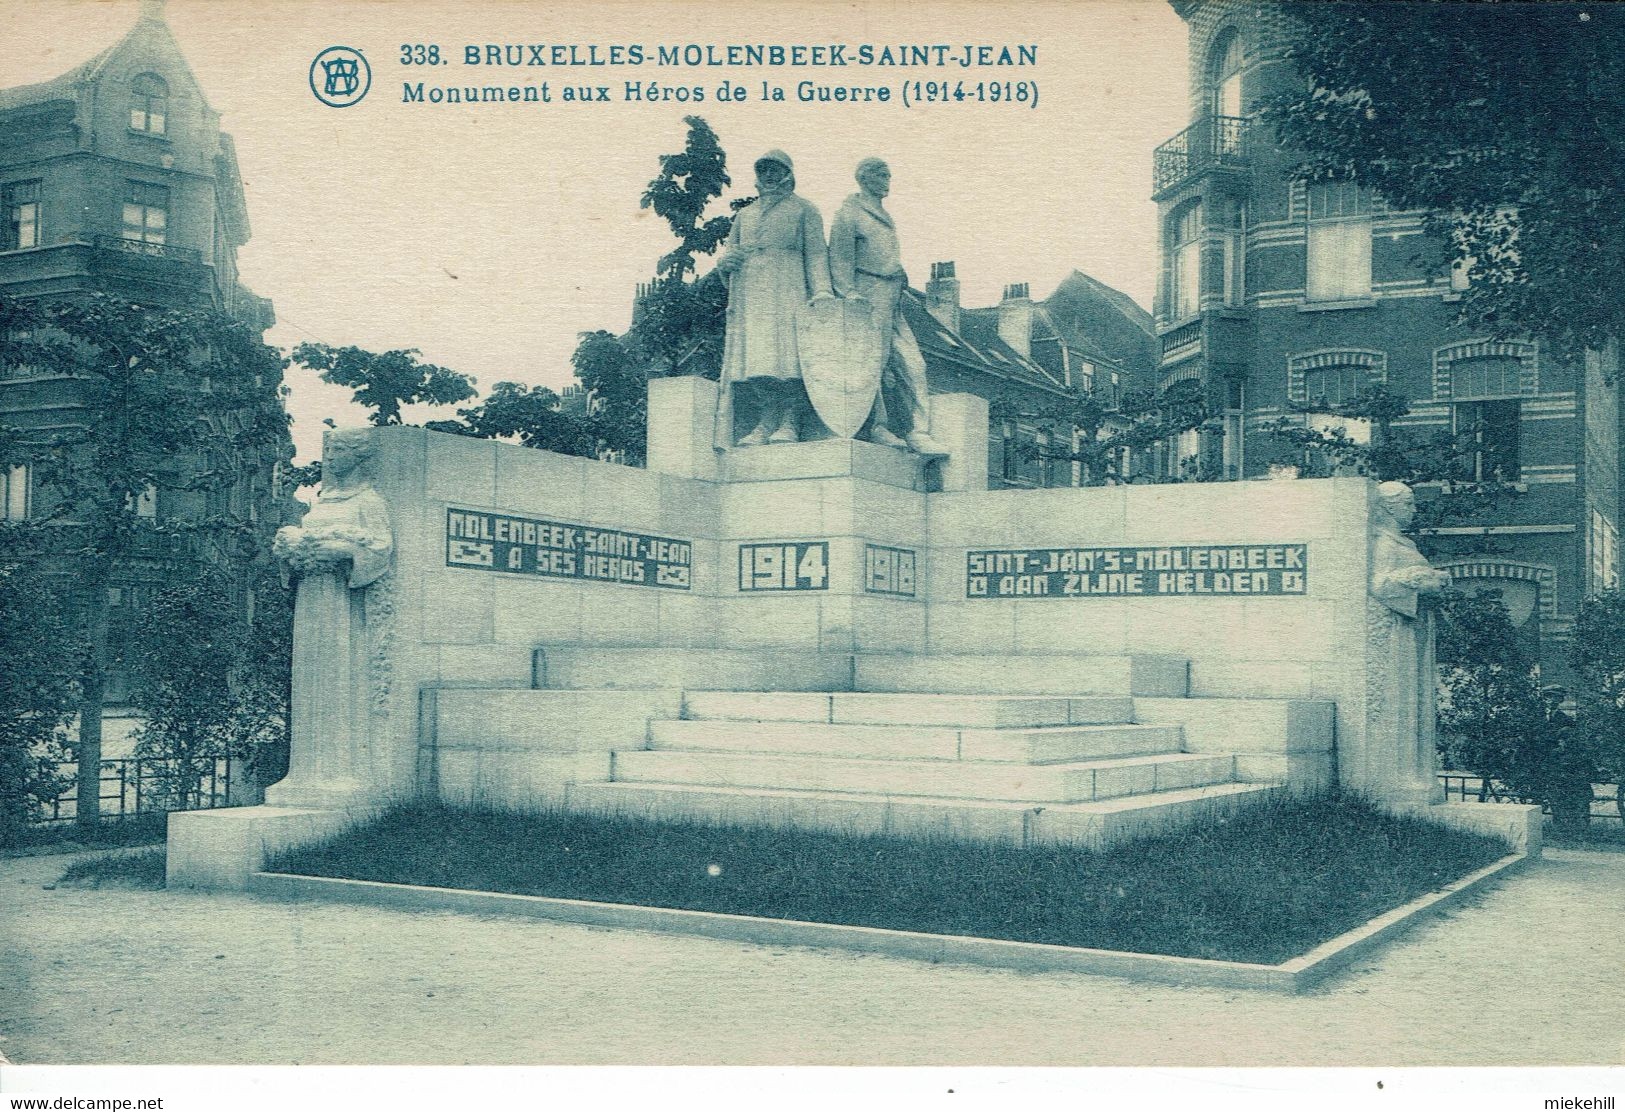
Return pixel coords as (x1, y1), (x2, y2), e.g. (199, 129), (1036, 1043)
(36, 754), (243, 826)
(1438, 771), (1624, 825)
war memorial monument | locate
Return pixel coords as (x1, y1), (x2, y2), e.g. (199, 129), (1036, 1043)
(167, 154), (1539, 902)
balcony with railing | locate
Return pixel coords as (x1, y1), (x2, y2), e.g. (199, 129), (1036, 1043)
(92, 235), (204, 264)
(1153, 115), (1249, 198)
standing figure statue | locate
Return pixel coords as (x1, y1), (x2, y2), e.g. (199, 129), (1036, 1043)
(827, 158), (946, 456)
(269, 428), (394, 808)
(1366, 480), (1451, 804)
(713, 150), (834, 449)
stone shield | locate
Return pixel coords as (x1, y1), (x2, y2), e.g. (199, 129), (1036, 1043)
(796, 295), (885, 439)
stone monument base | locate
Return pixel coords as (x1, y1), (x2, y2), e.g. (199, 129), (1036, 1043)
(166, 804), (365, 890)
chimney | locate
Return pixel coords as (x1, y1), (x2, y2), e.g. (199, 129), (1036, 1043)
(999, 281), (1032, 357)
(139, 0), (167, 22)
(925, 261), (961, 333)
(631, 281), (650, 326)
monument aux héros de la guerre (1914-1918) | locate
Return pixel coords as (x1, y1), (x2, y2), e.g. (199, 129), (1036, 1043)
(167, 151), (1540, 890)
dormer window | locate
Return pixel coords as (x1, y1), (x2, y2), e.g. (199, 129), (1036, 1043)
(130, 73), (168, 135)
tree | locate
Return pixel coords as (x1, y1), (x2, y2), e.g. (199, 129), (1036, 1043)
(448, 381), (597, 457)
(1264, 385), (1524, 553)
(572, 331), (648, 464)
(1568, 589), (1625, 823)
(0, 566), (77, 843)
(630, 116), (738, 379)
(290, 342), (477, 426)
(0, 293), (289, 830)
(641, 114), (733, 282)
(1437, 590), (1594, 833)
(127, 574), (284, 809)
(1265, 3), (1625, 359)
(1027, 378), (1217, 486)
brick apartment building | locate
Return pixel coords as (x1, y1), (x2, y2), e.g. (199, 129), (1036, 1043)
(1150, 0), (1622, 674)
(0, 2), (294, 704)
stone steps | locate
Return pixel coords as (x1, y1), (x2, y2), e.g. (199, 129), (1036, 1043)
(614, 749), (1236, 803)
(647, 719), (1183, 763)
(564, 779), (1279, 850)
(681, 690), (1135, 728)
(531, 647), (1191, 697)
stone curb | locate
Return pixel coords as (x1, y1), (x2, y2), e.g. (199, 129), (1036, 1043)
(249, 852), (1529, 992)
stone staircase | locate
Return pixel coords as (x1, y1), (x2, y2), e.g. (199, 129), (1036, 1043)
(427, 649), (1334, 852)
(566, 689), (1274, 849)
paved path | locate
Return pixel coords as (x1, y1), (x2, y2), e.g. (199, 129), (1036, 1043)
(1, 848), (1621, 1066)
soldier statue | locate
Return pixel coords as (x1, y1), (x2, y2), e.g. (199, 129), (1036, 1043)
(827, 158), (946, 456)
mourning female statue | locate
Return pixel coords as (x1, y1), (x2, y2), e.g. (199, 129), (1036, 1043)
(1367, 480), (1451, 803)
(713, 150), (835, 449)
(267, 428), (394, 807)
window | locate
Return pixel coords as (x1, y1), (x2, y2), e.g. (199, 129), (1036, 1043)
(1306, 182), (1372, 302)
(1166, 428), (1200, 479)
(1451, 355), (1522, 399)
(1210, 30), (1243, 118)
(2, 464), (30, 521)
(1302, 365), (1363, 408)
(122, 182), (168, 244)
(1222, 201), (1246, 307)
(1591, 510), (1620, 593)
(2, 180), (40, 251)
(1449, 254), (1473, 292)
(1, 327), (39, 380)
(132, 483), (158, 519)
(130, 74), (168, 135)
(1035, 428), (1054, 487)
(1168, 202), (1203, 321)
(1453, 399), (1521, 482)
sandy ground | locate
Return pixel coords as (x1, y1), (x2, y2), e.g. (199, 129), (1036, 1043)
(0, 847), (1621, 1067)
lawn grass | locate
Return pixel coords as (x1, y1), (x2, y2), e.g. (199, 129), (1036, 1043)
(268, 791), (1509, 965)
(58, 847), (167, 889)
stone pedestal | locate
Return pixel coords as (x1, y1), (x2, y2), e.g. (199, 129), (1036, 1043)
(723, 438), (927, 490)
(645, 376), (720, 481)
(167, 805), (361, 890)
(929, 393), (989, 492)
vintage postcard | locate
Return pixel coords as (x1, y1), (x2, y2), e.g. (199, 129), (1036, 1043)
(0, 0), (1621, 1108)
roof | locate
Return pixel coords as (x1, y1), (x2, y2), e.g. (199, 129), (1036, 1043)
(0, 8), (213, 117)
(903, 291), (1071, 395)
(0, 47), (111, 112)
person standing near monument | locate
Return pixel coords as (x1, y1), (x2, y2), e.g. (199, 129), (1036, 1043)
(827, 158), (946, 455)
(714, 150), (834, 449)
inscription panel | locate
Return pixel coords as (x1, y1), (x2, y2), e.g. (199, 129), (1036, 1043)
(445, 508), (691, 590)
(864, 544), (917, 597)
(739, 541), (830, 592)
(966, 543), (1308, 598)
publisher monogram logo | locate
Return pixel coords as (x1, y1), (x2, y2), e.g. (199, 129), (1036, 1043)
(309, 46), (371, 108)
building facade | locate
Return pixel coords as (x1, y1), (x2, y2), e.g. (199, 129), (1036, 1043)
(0, 4), (294, 704)
(911, 263), (1157, 489)
(1152, 0), (1622, 674)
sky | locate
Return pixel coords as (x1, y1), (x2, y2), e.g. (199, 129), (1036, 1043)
(0, 0), (1191, 462)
